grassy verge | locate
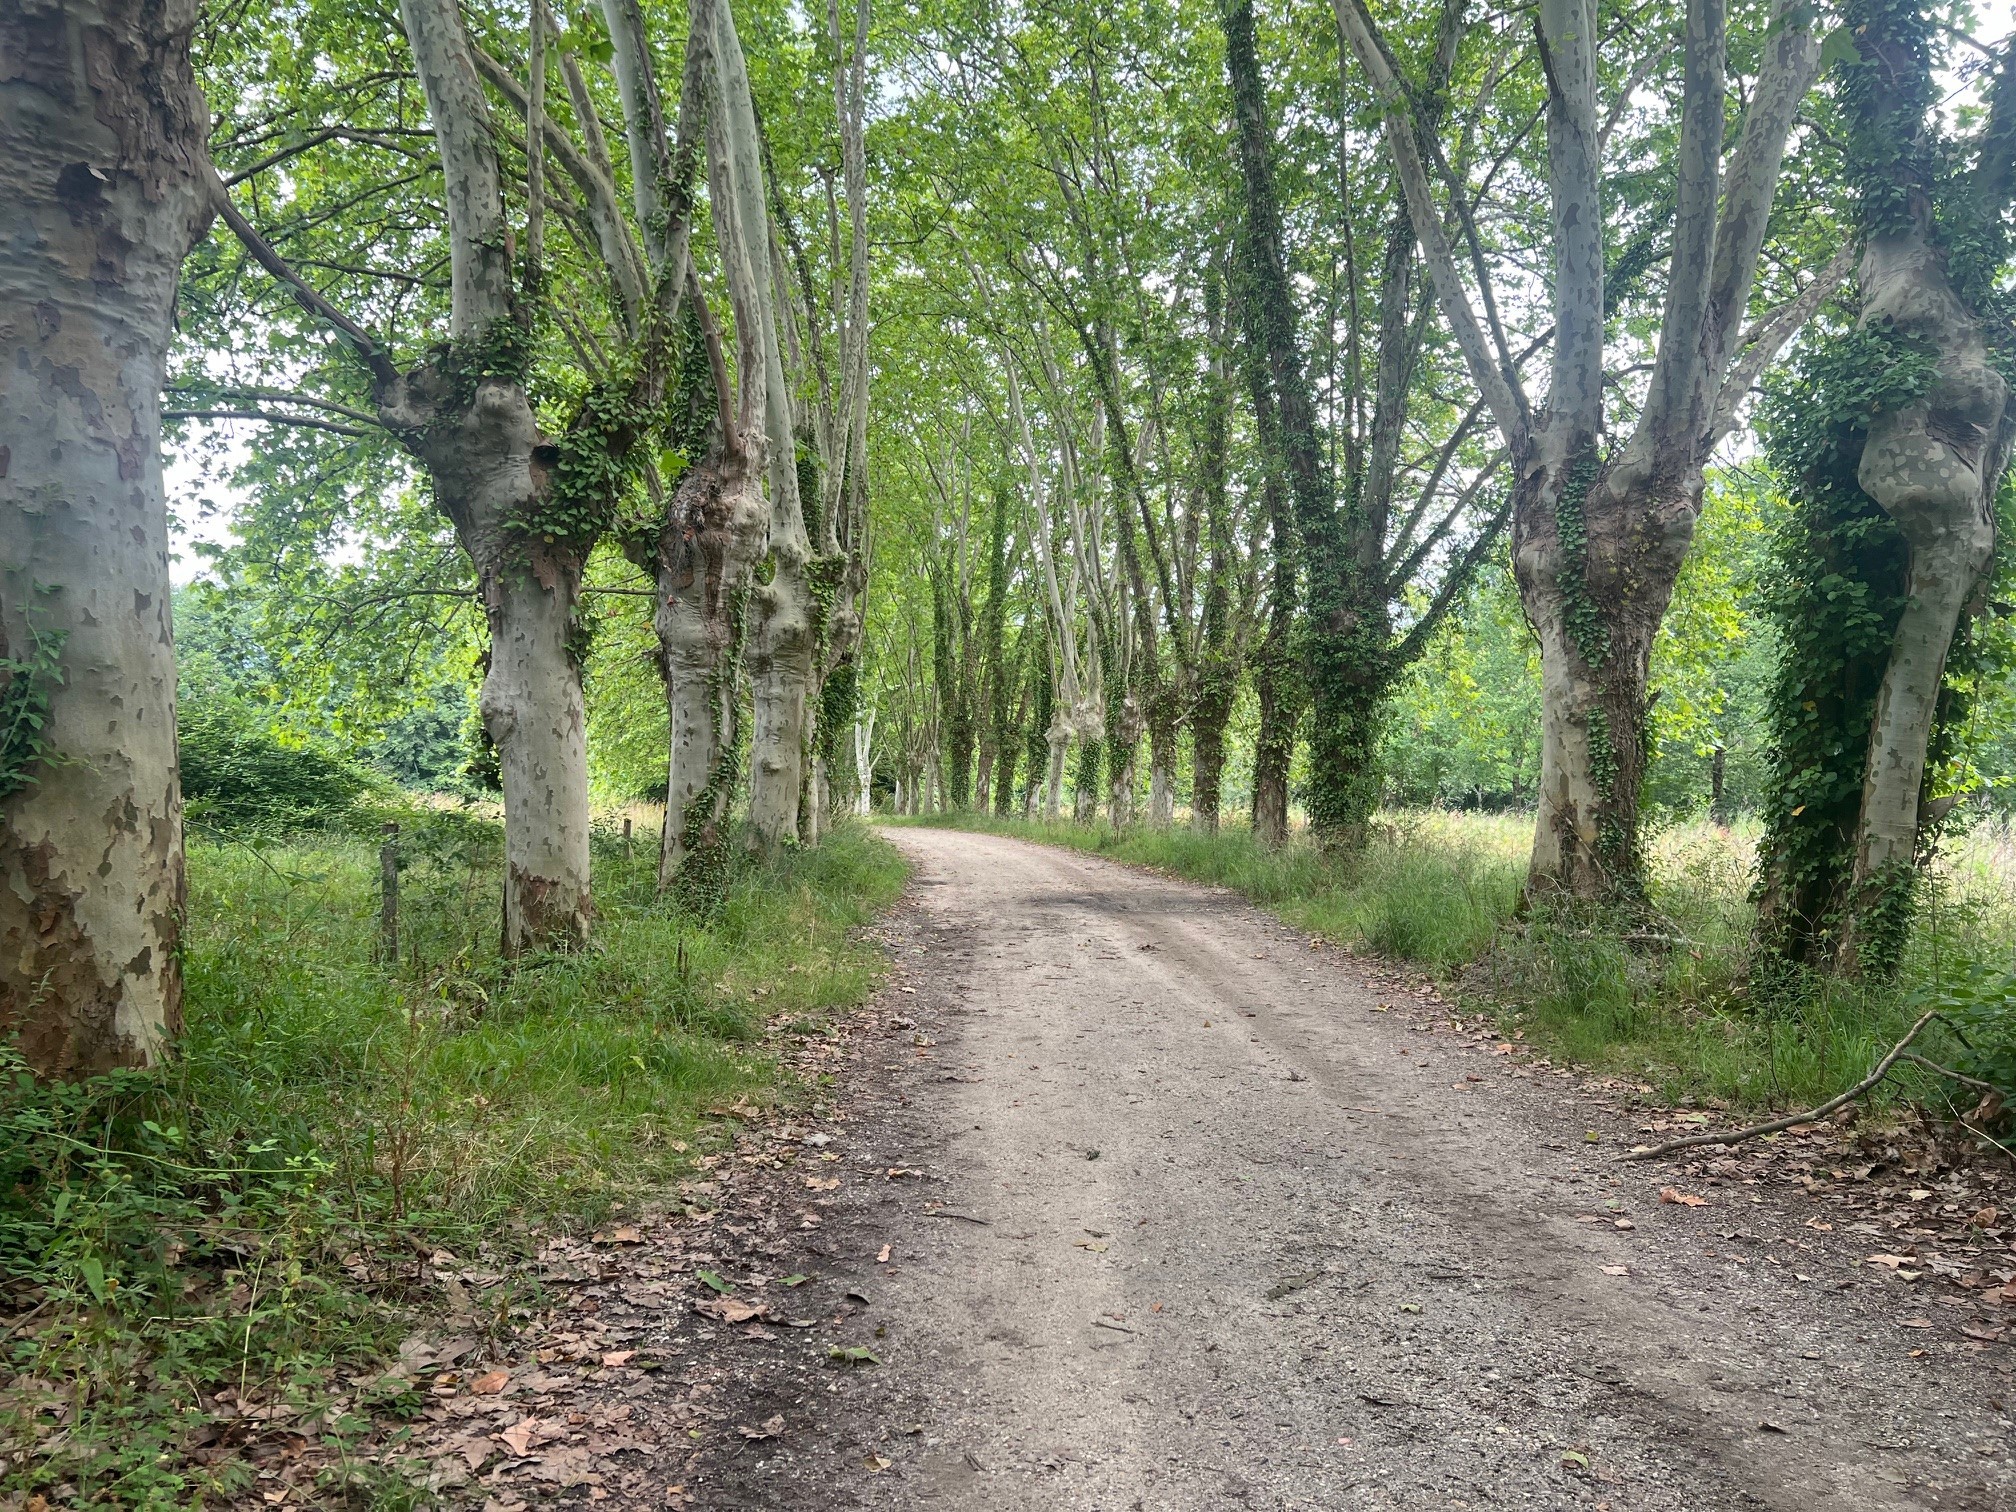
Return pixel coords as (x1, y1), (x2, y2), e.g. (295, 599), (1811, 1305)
(1, 814), (904, 1508)
(888, 811), (2015, 1117)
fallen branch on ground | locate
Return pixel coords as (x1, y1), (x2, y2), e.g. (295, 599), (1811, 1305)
(1623, 1009), (1954, 1161)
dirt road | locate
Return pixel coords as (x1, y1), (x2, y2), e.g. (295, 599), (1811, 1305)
(684, 826), (2016, 1510)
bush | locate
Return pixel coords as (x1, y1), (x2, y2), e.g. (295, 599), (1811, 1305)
(178, 697), (371, 831)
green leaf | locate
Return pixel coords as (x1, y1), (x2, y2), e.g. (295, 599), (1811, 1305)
(828, 1345), (881, 1366)
(79, 1255), (109, 1305)
(1819, 25), (1860, 72)
(696, 1268), (732, 1293)
(777, 1273), (809, 1287)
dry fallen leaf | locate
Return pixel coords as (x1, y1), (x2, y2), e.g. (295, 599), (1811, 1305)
(600, 1350), (636, 1368)
(864, 1453), (892, 1472)
(1659, 1188), (1707, 1208)
(1898, 1317), (1934, 1329)
(737, 1415), (785, 1440)
(593, 1226), (645, 1245)
(470, 1369), (510, 1396)
(1600, 1265), (1630, 1277)
(699, 1295), (768, 1324)
(497, 1419), (537, 1457)
(1075, 1239), (1111, 1253)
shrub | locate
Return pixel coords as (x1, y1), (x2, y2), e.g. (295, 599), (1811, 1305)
(178, 697), (371, 831)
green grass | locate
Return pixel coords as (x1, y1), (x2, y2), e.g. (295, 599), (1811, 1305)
(1, 813), (904, 1508)
(891, 809), (2016, 1118)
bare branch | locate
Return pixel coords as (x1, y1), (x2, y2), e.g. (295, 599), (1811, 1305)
(163, 408), (373, 438)
(1334, 0), (1529, 446)
(1707, 240), (1855, 447)
(207, 172), (397, 388)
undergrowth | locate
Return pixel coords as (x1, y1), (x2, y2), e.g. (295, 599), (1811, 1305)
(892, 810), (2016, 1118)
(0, 815), (903, 1507)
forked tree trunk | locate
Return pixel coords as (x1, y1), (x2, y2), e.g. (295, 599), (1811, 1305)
(1339, 0), (1821, 901)
(0, 0), (211, 1075)
(382, 373), (596, 950)
(1834, 230), (2007, 971)
(710, 0), (812, 857)
(388, 0), (596, 953)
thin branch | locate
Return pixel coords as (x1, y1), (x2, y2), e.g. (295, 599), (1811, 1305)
(1707, 241), (1855, 446)
(164, 408), (372, 438)
(1624, 1009), (1947, 1160)
(208, 172), (396, 386)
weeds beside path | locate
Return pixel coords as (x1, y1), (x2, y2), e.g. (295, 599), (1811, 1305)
(0, 819), (905, 1508)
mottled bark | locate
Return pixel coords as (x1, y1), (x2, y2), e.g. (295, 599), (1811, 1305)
(706, 0), (812, 857)
(0, 0), (212, 1075)
(1836, 234), (2007, 969)
(1341, 0), (1820, 899)
(396, 0), (592, 952)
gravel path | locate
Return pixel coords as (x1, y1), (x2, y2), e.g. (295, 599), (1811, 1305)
(686, 826), (2016, 1510)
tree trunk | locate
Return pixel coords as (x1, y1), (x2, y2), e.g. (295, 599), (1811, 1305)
(1191, 701), (1231, 836)
(1147, 710), (1178, 827)
(709, 0), (810, 859)
(382, 370), (596, 950)
(1835, 227), (2007, 972)
(1073, 737), (1100, 823)
(641, 446), (765, 893)
(1251, 633), (1296, 847)
(974, 744), (995, 813)
(1513, 456), (1696, 900)
(1044, 723), (1070, 820)
(1106, 695), (1141, 828)
(0, 0), (211, 1075)
(746, 572), (812, 850)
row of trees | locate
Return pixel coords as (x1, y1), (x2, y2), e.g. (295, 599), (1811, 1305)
(1, 0), (869, 1075)
(3, 0), (2013, 1077)
(856, 0), (2016, 982)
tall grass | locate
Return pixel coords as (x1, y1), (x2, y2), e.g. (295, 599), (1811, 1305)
(894, 809), (2015, 1115)
(1, 814), (904, 1507)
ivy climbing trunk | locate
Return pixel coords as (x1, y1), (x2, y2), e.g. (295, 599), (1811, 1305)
(639, 436), (765, 897)
(1340, 0), (1823, 899)
(710, 0), (812, 858)
(387, 0), (592, 953)
(1226, 0), (1386, 850)
(1832, 3), (2013, 973)
(0, 0), (211, 1075)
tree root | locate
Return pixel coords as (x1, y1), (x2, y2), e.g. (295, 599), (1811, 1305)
(1623, 1008), (1967, 1161)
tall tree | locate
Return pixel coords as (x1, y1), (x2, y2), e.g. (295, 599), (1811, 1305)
(1753, 4), (2016, 975)
(1339, 0), (1836, 897)
(1226, 0), (1507, 850)
(1, 0), (213, 1074)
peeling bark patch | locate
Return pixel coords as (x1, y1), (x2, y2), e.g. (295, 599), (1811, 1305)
(0, 836), (130, 1078)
